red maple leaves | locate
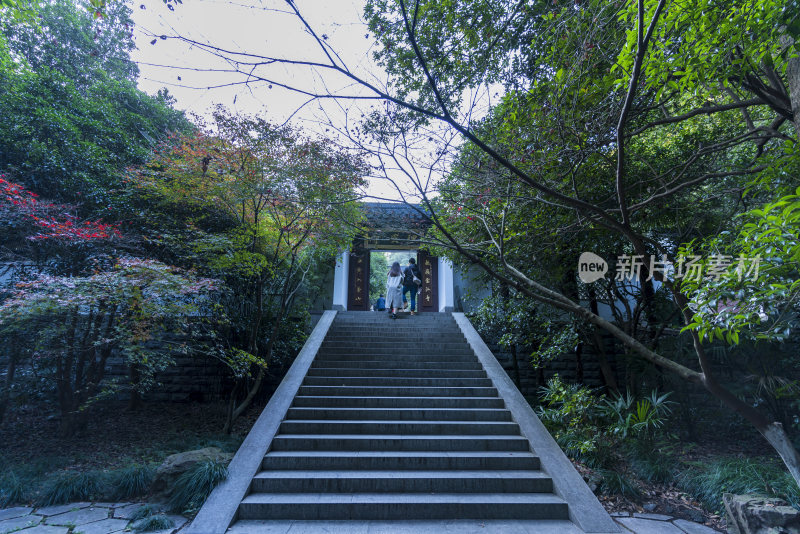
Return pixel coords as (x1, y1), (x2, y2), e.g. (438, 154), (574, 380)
(1, 176), (121, 241)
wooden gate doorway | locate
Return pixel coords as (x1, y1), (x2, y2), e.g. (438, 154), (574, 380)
(347, 249), (439, 312)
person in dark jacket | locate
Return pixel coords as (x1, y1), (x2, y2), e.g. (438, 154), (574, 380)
(402, 257), (421, 315)
(374, 294), (386, 311)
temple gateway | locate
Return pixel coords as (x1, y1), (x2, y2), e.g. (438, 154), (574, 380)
(328, 202), (464, 313)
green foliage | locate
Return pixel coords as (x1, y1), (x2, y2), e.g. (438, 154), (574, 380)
(536, 375), (613, 467)
(369, 251), (389, 304)
(0, 68), (189, 208)
(601, 390), (675, 442)
(131, 513), (174, 533)
(168, 459), (228, 514)
(537, 375), (677, 472)
(682, 188), (800, 345)
(38, 471), (105, 506)
(469, 292), (566, 365)
(677, 457), (800, 512)
(109, 464), (154, 500)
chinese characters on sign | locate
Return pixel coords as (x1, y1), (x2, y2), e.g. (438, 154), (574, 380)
(422, 258), (433, 307)
(353, 256), (364, 305)
(613, 254), (761, 282)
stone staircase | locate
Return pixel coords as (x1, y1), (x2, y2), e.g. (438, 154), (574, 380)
(189, 311), (618, 533)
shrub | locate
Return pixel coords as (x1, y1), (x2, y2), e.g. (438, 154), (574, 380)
(109, 464), (154, 500)
(677, 457), (800, 512)
(536, 375), (612, 466)
(168, 459), (228, 514)
(601, 390), (675, 443)
(131, 513), (174, 533)
(38, 471), (105, 506)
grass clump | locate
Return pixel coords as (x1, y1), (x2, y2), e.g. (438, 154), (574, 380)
(38, 471), (105, 506)
(109, 464), (154, 500)
(597, 469), (641, 498)
(0, 471), (27, 506)
(628, 450), (676, 484)
(131, 513), (174, 533)
(168, 459), (228, 514)
(677, 457), (800, 512)
(129, 504), (161, 522)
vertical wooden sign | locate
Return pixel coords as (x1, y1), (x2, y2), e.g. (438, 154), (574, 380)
(347, 250), (370, 311)
(418, 251), (439, 313)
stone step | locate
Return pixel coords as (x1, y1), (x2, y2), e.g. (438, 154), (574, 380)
(326, 328), (464, 336)
(278, 420), (520, 436)
(238, 493), (569, 521)
(321, 344), (469, 352)
(310, 360), (483, 370)
(296, 386), (498, 397)
(306, 368), (486, 378)
(314, 351), (474, 360)
(324, 334), (466, 342)
(227, 519), (583, 534)
(269, 434), (531, 452)
(291, 396), (505, 409)
(250, 470), (553, 493)
(284, 407), (512, 421)
(330, 322), (458, 328)
(302, 377), (493, 387)
(261, 451), (541, 471)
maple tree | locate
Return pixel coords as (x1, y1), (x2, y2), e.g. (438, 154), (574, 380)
(129, 107), (366, 431)
(2, 176), (121, 241)
(0, 258), (219, 435)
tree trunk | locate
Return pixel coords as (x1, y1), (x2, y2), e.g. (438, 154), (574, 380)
(780, 35), (800, 137)
(0, 347), (19, 424)
(128, 364), (142, 411)
(588, 290), (619, 392)
(763, 422), (800, 486)
(223, 368), (265, 434)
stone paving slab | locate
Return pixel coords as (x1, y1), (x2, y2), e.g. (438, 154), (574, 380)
(16, 525), (69, 534)
(112, 502), (151, 519)
(168, 514), (188, 530)
(616, 517), (688, 534)
(634, 513), (674, 521)
(672, 519), (718, 534)
(44, 507), (109, 526)
(1, 501), (723, 534)
(71, 518), (129, 534)
(0, 513), (43, 533)
(0, 506), (33, 521)
(36, 503), (92, 517)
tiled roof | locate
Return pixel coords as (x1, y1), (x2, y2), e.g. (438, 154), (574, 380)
(361, 202), (431, 231)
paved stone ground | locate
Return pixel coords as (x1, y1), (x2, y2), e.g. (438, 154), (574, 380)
(1, 503), (721, 534)
(0, 502), (187, 534)
(611, 511), (721, 533)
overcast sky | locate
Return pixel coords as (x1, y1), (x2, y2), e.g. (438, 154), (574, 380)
(130, 0), (432, 200)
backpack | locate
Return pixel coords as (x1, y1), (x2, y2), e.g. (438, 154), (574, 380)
(404, 265), (421, 286)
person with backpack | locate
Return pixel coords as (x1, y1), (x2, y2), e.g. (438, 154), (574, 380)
(402, 257), (422, 315)
(385, 261), (404, 319)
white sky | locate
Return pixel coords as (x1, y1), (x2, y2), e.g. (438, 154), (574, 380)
(130, 0), (439, 201)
